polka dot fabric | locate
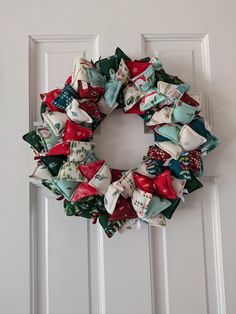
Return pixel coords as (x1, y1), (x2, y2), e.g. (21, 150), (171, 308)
(23, 47), (220, 237)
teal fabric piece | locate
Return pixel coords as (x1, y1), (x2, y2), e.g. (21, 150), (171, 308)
(177, 83), (191, 95)
(190, 117), (220, 154)
(168, 152), (191, 180)
(87, 67), (106, 88)
(51, 177), (79, 200)
(172, 99), (199, 124)
(84, 151), (98, 164)
(133, 65), (155, 92)
(201, 130), (220, 154)
(42, 179), (61, 196)
(52, 84), (76, 110)
(104, 78), (122, 107)
(143, 156), (164, 176)
(151, 57), (164, 71)
(155, 124), (181, 144)
(190, 116), (206, 137)
(146, 196), (171, 216)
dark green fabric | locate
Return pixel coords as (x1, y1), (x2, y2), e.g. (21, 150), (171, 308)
(115, 47), (131, 67)
(41, 155), (67, 176)
(40, 102), (48, 120)
(22, 130), (44, 152)
(99, 212), (124, 238)
(64, 196), (105, 218)
(95, 55), (117, 80)
(156, 71), (184, 85)
(137, 57), (151, 62)
(184, 172), (203, 193)
(162, 198), (181, 219)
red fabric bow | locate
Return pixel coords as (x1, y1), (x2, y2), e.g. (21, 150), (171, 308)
(133, 170), (177, 199)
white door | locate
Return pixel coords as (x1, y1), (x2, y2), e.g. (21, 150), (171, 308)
(1, 1), (235, 313)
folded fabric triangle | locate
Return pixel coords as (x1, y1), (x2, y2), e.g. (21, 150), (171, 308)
(71, 182), (99, 203)
(109, 196), (137, 221)
(57, 161), (86, 182)
(78, 160), (105, 181)
(42, 155), (67, 176)
(62, 120), (93, 142)
(46, 142), (70, 156)
(42, 111), (68, 136)
(52, 177), (79, 200)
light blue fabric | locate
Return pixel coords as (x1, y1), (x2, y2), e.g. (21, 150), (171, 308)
(52, 177), (79, 200)
(172, 99), (199, 124)
(155, 124), (181, 144)
(87, 67), (106, 88)
(104, 78), (122, 107)
(133, 65), (155, 92)
(142, 196), (171, 223)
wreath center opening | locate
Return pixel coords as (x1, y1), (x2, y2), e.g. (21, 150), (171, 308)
(93, 108), (153, 170)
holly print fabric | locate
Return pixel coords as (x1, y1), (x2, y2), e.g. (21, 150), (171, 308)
(22, 47), (220, 237)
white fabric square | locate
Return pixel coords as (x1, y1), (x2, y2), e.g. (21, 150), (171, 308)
(155, 141), (182, 160)
(146, 106), (173, 126)
(89, 163), (111, 194)
(179, 125), (207, 151)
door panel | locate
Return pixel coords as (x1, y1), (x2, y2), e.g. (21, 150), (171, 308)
(1, 1), (235, 313)
(30, 36), (225, 314)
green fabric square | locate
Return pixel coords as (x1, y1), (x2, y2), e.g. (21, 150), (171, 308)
(95, 55), (117, 80)
(156, 71), (184, 85)
(162, 198), (181, 219)
(184, 172), (203, 193)
(42, 155), (67, 176)
(22, 130), (44, 152)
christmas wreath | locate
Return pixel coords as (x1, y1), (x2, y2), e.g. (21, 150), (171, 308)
(23, 47), (220, 237)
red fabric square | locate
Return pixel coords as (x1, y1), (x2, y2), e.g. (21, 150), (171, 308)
(78, 80), (104, 101)
(189, 149), (202, 173)
(79, 101), (101, 119)
(125, 61), (150, 78)
(147, 146), (171, 161)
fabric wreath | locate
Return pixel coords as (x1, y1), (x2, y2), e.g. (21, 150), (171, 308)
(23, 47), (220, 237)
